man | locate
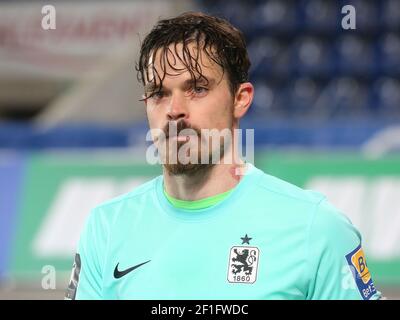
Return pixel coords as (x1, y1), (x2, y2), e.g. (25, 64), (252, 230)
(66, 12), (382, 300)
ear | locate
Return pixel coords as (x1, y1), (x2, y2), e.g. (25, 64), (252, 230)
(233, 82), (254, 119)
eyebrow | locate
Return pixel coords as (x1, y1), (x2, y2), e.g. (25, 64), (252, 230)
(144, 77), (216, 93)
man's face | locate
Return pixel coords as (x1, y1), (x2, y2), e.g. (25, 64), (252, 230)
(144, 43), (236, 175)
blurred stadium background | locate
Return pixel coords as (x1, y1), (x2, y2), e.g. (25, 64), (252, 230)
(0, 0), (399, 299)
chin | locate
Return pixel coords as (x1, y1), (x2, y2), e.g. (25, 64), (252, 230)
(164, 163), (214, 176)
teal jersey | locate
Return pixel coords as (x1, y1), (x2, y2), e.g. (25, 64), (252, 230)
(66, 163), (382, 300)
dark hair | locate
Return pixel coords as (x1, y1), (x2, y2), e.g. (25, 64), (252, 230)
(136, 12), (251, 99)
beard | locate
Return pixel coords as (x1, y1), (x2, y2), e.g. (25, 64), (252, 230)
(158, 120), (229, 176)
(165, 151), (214, 176)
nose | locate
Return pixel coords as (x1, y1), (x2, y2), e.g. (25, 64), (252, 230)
(166, 92), (188, 121)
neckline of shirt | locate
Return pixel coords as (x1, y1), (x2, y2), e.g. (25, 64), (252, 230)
(154, 162), (258, 222)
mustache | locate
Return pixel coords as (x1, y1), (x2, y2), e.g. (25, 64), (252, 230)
(163, 120), (201, 139)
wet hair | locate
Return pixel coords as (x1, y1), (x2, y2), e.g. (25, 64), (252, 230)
(136, 12), (251, 100)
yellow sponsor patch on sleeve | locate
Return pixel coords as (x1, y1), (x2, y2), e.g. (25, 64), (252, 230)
(346, 245), (377, 300)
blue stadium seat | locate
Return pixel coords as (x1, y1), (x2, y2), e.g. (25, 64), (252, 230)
(251, 81), (282, 117)
(378, 33), (400, 76)
(249, 0), (298, 35)
(370, 77), (400, 117)
(300, 0), (339, 33)
(285, 77), (321, 117)
(290, 36), (334, 77)
(340, 0), (380, 32)
(335, 35), (376, 76)
(313, 77), (369, 118)
(381, 0), (400, 30)
(248, 37), (290, 78)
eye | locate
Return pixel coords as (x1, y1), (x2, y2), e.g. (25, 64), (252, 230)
(150, 91), (165, 100)
(192, 87), (208, 96)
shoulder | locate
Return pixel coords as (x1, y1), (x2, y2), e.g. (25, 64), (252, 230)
(251, 164), (327, 207)
(309, 198), (361, 248)
(97, 176), (159, 209)
(251, 165), (359, 237)
(87, 175), (161, 225)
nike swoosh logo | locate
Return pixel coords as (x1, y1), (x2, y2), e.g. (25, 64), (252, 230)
(113, 260), (151, 279)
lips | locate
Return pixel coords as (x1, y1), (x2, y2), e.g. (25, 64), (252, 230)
(166, 132), (198, 140)
(156, 134), (192, 143)
(169, 135), (190, 142)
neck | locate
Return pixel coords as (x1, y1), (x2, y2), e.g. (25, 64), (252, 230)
(163, 145), (246, 201)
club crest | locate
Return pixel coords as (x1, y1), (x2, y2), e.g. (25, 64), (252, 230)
(227, 235), (259, 284)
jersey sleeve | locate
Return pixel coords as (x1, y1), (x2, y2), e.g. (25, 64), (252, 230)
(65, 208), (108, 300)
(306, 199), (382, 300)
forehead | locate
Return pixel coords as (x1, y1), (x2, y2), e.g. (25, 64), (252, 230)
(145, 42), (224, 86)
